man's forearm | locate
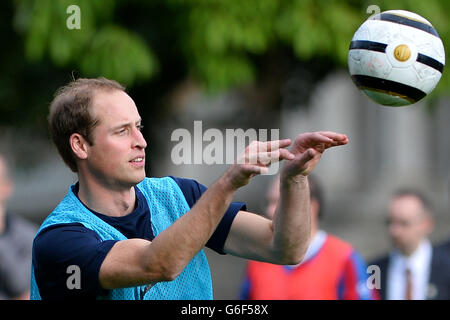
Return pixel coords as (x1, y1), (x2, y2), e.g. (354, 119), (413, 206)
(100, 174), (239, 290)
(271, 174), (311, 264)
(145, 174), (237, 279)
(101, 138), (295, 288)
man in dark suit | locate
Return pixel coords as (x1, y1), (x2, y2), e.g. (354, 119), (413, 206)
(370, 189), (450, 300)
(437, 237), (450, 253)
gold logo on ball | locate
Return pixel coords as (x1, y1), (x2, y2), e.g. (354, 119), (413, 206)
(394, 44), (411, 62)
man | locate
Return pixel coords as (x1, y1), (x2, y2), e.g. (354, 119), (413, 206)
(0, 155), (37, 299)
(30, 77), (348, 300)
(437, 238), (450, 254)
(370, 189), (450, 300)
(241, 175), (376, 300)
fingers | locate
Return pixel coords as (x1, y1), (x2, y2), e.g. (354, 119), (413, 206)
(294, 131), (348, 152)
(292, 148), (321, 176)
(230, 132), (348, 185)
(261, 139), (292, 152)
(242, 164), (269, 176)
(231, 140), (294, 183)
(225, 163), (269, 190)
(299, 148), (320, 165)
(316, 131), (348, 145)
(245, 149), (294, 165)
(279, 148), (296, 161)
(309, 132), (336, 144)
(241, 140), (294, 166)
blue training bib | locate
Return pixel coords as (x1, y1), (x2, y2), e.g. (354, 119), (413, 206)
(30, 177), (213, 300)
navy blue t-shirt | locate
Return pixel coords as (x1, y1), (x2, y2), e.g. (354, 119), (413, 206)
(32, 177), (245, 300)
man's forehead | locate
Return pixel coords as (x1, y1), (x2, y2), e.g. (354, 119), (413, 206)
(91, 89), (140, 121)
(92, 89), (133, 108)
(389, 196), (425, 216)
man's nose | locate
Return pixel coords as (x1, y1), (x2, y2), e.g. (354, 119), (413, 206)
(133, 127), (147, 149)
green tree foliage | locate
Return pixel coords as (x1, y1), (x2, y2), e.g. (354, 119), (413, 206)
(169, 0), (450, 95)
(14, 0), (157, 86)
(3, 0), (450, 127)
(12, 0), (450, 91)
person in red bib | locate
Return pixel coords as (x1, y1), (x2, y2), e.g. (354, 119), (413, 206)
(240, 175), (378, 300)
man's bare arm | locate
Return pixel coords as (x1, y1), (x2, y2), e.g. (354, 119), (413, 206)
(224, 132), (348, 265)
(99, 139), (294, 289)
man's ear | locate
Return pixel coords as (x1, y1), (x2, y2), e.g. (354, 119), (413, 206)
(70, 133), (89, 160)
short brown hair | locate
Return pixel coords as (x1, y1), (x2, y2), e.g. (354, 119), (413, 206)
(48, 77), (125, 172)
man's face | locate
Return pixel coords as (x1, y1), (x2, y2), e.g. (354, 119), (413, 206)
(387, 195), (433, 255)
(84, 89), (147, 189)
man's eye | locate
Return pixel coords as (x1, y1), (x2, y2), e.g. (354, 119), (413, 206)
(137, 125), (144, 131)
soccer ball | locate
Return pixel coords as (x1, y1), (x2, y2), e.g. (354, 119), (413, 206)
(348, 10), (445, 106)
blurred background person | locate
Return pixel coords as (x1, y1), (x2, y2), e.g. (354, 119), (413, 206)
(370, 189), (450, 300)
(0, 154), (37, 299)
(439, 237), (450, 253)
(240, 174), (377, 300)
